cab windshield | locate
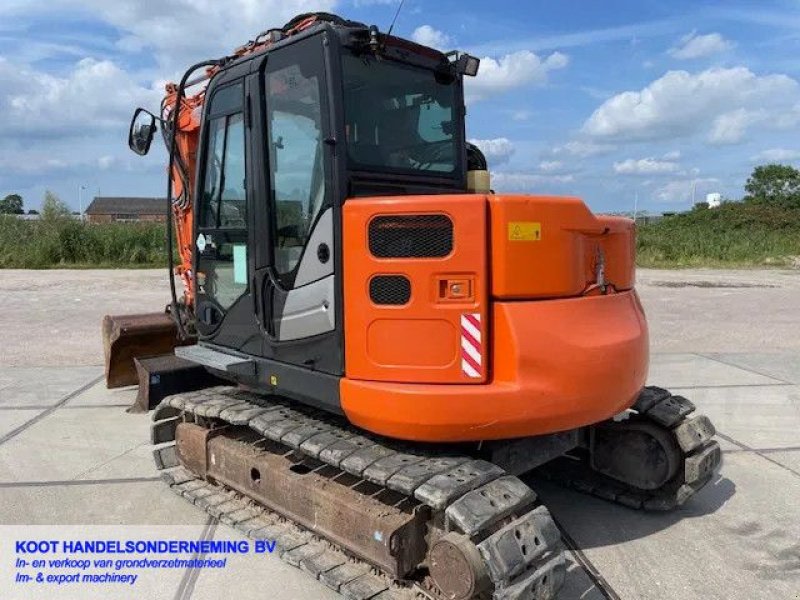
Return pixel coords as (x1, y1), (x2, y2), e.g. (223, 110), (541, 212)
(341, 53), (459, 175)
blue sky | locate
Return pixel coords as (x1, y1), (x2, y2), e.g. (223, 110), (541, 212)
(1, 0), (800, 214)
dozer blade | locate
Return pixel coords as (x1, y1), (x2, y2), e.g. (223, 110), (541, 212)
(102, 312), (190, 388)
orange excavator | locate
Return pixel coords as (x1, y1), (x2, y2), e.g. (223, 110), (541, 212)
(104, 13), (721, 600)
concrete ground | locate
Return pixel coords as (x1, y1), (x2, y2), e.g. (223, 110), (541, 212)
(0, 268), (798, 599)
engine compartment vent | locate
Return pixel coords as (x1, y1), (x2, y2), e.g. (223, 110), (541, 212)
(368, 214), (453, 258)
(369, 275), (411, 305)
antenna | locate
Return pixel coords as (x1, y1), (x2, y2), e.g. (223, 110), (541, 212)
(386, 0), (406, 37)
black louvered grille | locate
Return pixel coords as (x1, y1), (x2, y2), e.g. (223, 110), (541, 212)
(368, 214), (453, 258)
(369, 275), (411, 305)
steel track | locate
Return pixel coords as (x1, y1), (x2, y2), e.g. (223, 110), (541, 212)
(150, 385), (721, 599)
(152, 387), (566, 600)
(536, 387), (722, 510)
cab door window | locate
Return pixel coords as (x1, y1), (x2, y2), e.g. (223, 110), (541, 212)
(196, 82), (247, 316)
(200, 114), (246, 229)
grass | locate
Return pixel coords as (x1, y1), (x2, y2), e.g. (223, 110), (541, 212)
(0, 216), (168, 269)
(636, 202), (800, 268)
(1, 201), (798, 269)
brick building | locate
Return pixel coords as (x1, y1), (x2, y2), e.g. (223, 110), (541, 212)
(85, 197), (167, 223)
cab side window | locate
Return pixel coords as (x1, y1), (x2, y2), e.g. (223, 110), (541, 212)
(265, 64), (326, 288)
(196, 82), (248, 314)
(199, 83), (246, 229)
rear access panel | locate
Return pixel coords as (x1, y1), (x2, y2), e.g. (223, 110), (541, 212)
(488, 195), (636, 299)
(343, 195), (488, 384)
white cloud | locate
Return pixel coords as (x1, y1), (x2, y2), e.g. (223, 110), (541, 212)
(411, 25), (453, 50)
(551, 140), (616, 158)
(773, 103), (800, 129)
(751, 148), (800, 162)
(0, 1), (337, 73)
(469, 137), (515, 165)
(539, 160), (564, 173)
(583, 67), (800, 144)
(465, 51), (568, 103)
(0, 56), (159, 136)
(493, 172), (574, 192)
(0, 0), (340, 208)
(668, 32), (734, 60)
(707, 108), (764, 145)
(468, 18), (678, 57)
(614, 157), (679, 175)
(511, 110), (533, 121)
(662, 150), (681, 160)
(97, 156), (115, 170)
(0, 142), (141, 176)
(654, 177), (719, 203)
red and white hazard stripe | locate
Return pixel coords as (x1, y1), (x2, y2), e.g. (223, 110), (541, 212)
(460, 313), (483, 379)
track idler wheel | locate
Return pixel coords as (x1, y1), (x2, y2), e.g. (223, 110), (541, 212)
(429, 532), (491, 600)
(590, 419), (681, 491)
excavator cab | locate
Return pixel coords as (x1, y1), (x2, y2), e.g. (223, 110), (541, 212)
(106, 20), (481, 393)
(182, 25), (483, 411)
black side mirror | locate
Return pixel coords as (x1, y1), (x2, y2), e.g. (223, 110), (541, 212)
(128, 108), (157, 156)
(455, 53), (480, 77)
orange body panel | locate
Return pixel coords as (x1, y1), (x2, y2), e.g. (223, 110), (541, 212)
(488, 195), (635, 299)
(341, 192), (647, 442)
(341, 290), (649, 442)
(343, 195), (489, 384)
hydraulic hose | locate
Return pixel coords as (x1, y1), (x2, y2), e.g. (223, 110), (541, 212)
(165, 58), (224, 339)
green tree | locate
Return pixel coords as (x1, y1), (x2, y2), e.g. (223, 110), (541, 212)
(0, 194), (23, 214)
(744, 164), (800, 208)
(41, 190), (72, 221)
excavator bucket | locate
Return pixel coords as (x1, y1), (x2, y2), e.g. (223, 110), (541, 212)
(102, 312), (189, 388)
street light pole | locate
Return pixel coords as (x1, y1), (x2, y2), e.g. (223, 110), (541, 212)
(78, 184), (86, 220)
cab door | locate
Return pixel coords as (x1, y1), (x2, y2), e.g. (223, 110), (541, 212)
(193, 81), (252, 339)
(250, 34), (343, 376)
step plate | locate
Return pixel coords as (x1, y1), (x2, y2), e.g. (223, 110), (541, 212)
(175, 344), (253, 372)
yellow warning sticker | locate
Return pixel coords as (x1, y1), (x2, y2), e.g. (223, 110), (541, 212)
(508, 222), (542, 241)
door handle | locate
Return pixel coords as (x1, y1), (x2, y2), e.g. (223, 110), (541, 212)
(252, 267), (280, 340)
(251, 274), (261, 324)
(264, 268), (282, 340)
